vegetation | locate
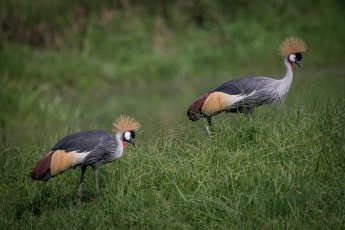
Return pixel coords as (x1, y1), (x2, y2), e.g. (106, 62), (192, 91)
(1, 0), (344, 228)
(1, 104), (345, 228)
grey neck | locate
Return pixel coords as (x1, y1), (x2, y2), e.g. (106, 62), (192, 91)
(114, 132), (124, 159)
(273, 57), (294, 104)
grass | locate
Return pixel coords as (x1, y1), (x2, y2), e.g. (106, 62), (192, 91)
(1, 102), (344, 228)
(1, 0), (345, 228)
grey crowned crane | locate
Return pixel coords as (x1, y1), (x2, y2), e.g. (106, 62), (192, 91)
(31, 115), (141, 208)
(187, 36), (307, 126)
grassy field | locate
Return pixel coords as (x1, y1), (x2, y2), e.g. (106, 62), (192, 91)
(1, 0), (345, 229)
(1, 102), (345, 228)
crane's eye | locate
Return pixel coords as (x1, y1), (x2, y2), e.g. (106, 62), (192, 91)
(289, 54), (296, 63)
(124, 131), (131, 141)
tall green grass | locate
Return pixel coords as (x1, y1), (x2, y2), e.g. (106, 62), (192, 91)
(1, 102), (344, 228)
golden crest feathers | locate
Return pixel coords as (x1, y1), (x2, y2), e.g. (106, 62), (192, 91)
(279, 36), (307, 56)
(112, 115), (141, 133)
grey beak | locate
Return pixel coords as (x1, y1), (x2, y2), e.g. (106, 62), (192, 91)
(128, 139), (136, 146)
(295, 60), (303, 68)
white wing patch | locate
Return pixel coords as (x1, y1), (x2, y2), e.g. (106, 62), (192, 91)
(72, 151), (91, 165)
(226, 90), (256, 106)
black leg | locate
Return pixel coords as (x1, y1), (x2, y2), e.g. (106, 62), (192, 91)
(245, 107), (254, 119)
(77, 166), (87, 208)
(205, 116), (213, 135)
(207, 116), (212, 126)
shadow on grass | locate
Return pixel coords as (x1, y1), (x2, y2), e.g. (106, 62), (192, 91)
(14, 188), (101, 219)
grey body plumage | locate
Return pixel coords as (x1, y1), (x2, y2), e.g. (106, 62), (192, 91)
(217, 56), (294, 109)
(51, 130), (122, 169)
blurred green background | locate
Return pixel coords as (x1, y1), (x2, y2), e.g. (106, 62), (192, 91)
(1, 0), (344, 142)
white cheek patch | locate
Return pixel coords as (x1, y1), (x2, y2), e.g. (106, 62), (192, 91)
(124, 131), (131, 141)
(289, 55), (296, 62)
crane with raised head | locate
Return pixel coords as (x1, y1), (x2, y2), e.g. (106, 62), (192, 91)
(187, 36), (307, 126)
(31, 115), (141, 208)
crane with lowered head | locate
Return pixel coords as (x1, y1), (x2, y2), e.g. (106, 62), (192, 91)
(187, 36), (307, 126)
(31, 115), (141, 208)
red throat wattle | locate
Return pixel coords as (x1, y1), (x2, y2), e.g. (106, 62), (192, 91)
(122, 141), (127, 147)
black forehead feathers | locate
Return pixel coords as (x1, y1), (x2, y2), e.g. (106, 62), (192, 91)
(130, 130), (136, 139)
(295, 52), (302, 61)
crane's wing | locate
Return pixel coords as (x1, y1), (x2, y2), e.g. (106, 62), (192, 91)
(52, 129), (117, 167)
(212, 76), (274, 107)
(52, 130), (110, 153)
(31, 130), (114, 181)
(212, 77), (270, 95)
